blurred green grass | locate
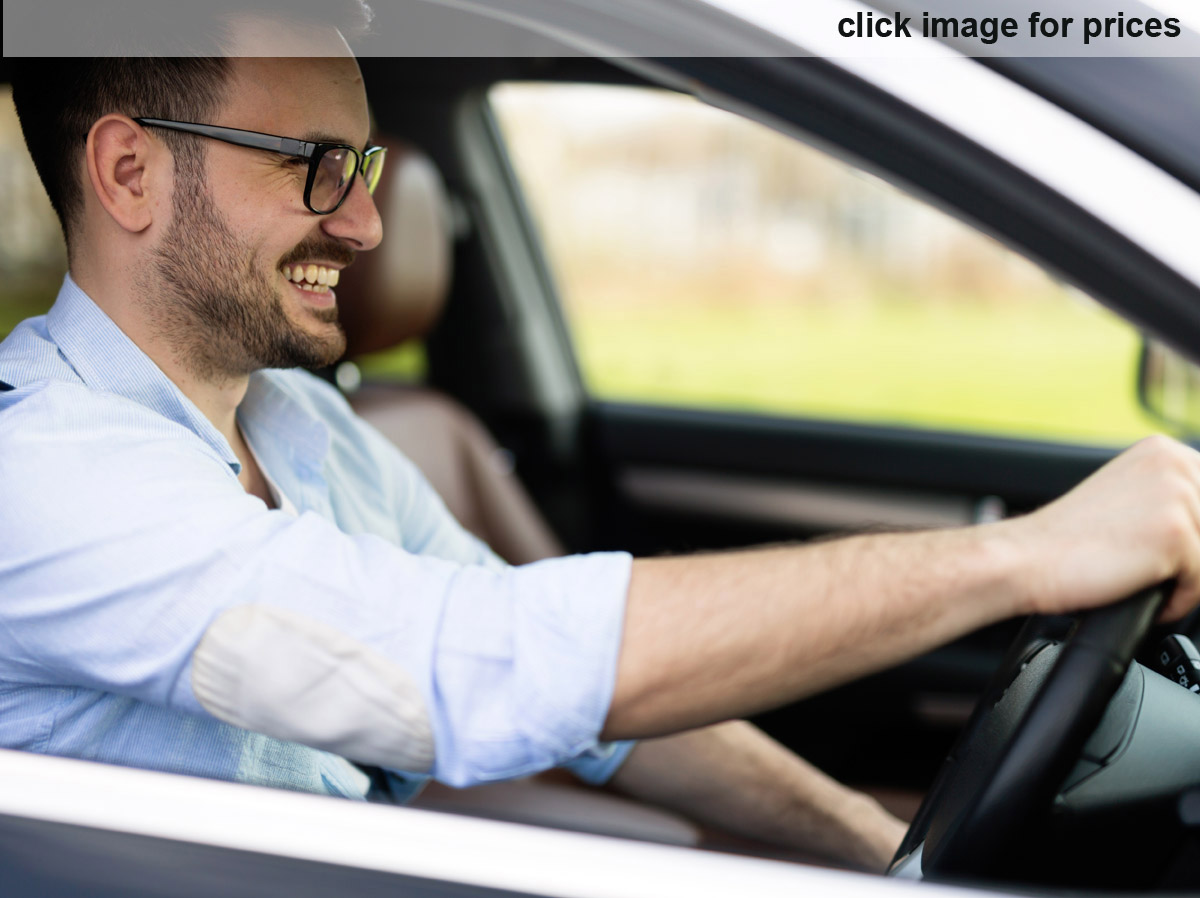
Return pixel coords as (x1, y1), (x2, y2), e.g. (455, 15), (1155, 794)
(355, 341), (427, 381)
(568, 296), (1161, 447)
(0, 282), (59, 335)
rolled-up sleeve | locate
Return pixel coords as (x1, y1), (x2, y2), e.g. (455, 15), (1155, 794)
(0, 382), (633, 788)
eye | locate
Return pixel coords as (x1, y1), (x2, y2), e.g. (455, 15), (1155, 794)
(283, 156), (308, 168)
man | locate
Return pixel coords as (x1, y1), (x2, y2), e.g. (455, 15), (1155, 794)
(3, 5), (1200, 873)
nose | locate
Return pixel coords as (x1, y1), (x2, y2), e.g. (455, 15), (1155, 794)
(321, 175), (383, 252)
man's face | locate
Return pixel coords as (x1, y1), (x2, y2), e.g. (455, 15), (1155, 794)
(146, 48), (381, 379)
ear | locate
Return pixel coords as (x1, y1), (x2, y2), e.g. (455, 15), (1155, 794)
(84, 115), (161, 234)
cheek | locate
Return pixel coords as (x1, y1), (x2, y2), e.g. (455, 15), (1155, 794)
(149, 192), (172, 226)
(258, 161), (311, 209)
(211, 155), (304, 218)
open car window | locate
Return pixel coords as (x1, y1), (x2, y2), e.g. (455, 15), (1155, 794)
(489, 81), (1166, 449)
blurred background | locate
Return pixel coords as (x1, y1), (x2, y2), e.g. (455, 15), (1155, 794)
(490, 82), (1159, 446)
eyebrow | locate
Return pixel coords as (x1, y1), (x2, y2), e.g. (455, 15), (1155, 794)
(299, 129), (370, 150)
(300, 130), (349, 144)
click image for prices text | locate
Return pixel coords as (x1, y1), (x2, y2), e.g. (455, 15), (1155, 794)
(838, 11), (1182, 45)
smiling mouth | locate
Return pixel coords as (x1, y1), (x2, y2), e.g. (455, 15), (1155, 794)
(281, 264), (340, 294)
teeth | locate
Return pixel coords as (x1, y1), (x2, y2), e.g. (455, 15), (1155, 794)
(282, 264), (340, 289)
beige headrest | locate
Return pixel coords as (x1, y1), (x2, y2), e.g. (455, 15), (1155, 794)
(337, 141), (453, 359)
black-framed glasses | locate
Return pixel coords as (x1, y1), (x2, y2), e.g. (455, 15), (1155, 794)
(133, 118), (386, 215)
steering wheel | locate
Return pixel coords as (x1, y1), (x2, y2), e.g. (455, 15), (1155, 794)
(889, 583), (1169, 882)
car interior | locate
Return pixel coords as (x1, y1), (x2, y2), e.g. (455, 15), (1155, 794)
(331, 53), (1086, 836)
(8, 5), (1200, 889)
(284, 51), (1200, 885)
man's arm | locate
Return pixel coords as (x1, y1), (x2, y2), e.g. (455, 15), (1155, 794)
(0, 382), (633, 788)
(609, 721), (907, 871)
(606, 436), (1200, 738)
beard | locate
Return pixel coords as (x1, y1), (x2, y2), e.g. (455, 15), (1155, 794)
(144, 173), (352, 381)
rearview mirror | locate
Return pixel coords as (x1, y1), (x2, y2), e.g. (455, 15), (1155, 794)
(1138, 338), (1200, 438)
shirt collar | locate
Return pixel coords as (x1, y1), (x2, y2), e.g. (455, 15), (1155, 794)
(239, 372), (332, 488)
(46, 275), (328, 479)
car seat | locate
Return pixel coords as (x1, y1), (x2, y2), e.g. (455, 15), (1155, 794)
(334, 140), (563, 567)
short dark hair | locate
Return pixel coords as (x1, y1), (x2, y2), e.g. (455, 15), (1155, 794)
(12, 59), (232, 251)
(8, 0), (374, 252)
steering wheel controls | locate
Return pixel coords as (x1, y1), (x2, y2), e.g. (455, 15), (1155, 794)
(1154, 634), (1200, 693)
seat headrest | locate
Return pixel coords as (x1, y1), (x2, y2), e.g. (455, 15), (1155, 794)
(336, 141), (453, 359)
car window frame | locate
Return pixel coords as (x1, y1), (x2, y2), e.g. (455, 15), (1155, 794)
(462, 57), (1200, 448)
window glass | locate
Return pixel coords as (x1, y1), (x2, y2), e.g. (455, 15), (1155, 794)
(490, 82), (1162, 447)
(0, 87), (67, 337)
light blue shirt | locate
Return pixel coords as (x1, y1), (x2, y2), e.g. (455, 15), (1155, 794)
(0, 275), (634, 800)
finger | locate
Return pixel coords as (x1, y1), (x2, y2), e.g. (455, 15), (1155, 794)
(1165, 445), (1200, 619)
(1163, 510), (1200, 621)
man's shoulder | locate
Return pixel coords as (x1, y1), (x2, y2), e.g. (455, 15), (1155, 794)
(0, 378), (234, 543)
(0, 377), (206, 444)
(0, 315), (76, 389)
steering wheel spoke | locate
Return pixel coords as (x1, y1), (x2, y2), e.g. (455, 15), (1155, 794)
(892, 585), (1169, 883)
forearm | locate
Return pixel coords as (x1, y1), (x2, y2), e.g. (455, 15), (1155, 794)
(606, 524), (1025, 738)
(609, 720), (907, 871)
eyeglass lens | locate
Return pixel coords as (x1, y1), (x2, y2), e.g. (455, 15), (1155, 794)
(310, 147), (386, 213)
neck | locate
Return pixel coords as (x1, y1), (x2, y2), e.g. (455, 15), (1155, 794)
(156, 357), (251, 446)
